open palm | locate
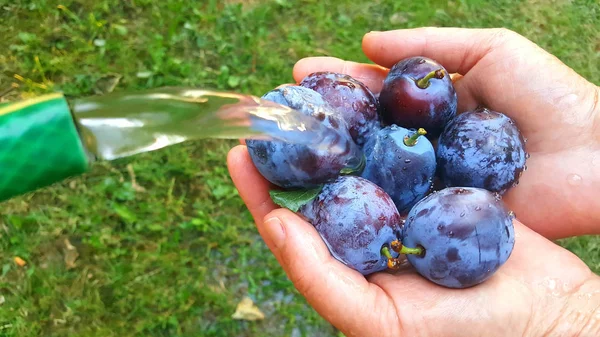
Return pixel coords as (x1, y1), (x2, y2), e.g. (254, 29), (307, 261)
(291, 27), (600, 240)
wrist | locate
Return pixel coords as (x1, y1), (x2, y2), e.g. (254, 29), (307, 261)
(543, 274), (600, 337)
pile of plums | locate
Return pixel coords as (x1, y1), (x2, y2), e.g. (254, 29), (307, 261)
(245, 56), (527, 289)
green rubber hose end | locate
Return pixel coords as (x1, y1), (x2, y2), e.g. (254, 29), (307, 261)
(0, 93), (90, 202)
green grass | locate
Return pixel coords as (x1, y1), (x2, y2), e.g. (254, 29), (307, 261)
(1, 0), (599, 336)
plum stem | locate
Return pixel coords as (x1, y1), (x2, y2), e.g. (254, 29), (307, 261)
(403, 128), (427, 146)
(381, 246), (394, 259)
(381, 246), (401, 270)
(415, 69), (445, 89)
(390, 240), (424, 256)
(340, 152), (366, 175)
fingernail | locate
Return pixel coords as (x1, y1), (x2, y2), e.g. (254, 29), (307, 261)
(263, 217), (285, 250)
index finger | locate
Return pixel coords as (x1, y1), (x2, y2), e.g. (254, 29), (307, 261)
(362, 27), (514, 74)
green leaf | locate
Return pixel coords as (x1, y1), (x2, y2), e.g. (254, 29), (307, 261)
(269, 186), (323, 212)
(227, 76), (241, 88)
(112, 204), (138, 223)
(112, 24), (128, 36)
(2, 264), (11, 277)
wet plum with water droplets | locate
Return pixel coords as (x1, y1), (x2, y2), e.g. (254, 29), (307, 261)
(378, 57), (457, 137)
(436, 107), (527, 194)
(300, 176), (402, 275)
(400, 187), (515, 288)
(361, 125), (436, 212)
(300, 72), (381, 146)
(246, 86), (360, 189)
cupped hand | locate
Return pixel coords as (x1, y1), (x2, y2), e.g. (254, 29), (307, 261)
(226, 27), (600, 337)
(227, 145), (600, 337)
(292, 27), (600, 240)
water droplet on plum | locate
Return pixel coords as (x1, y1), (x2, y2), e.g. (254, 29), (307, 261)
(447, 231), (454, 237)
(475, 206), (481, 211)
(460, 212), (466, 217)
(404, 159), (411, 163)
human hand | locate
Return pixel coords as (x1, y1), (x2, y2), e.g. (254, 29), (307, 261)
(227, 27), (600, 336)
(291, 27), (600, 240)
(227, 144), (600, 337)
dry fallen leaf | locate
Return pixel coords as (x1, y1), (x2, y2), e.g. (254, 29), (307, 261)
(93, 73), (122, 95)
(13, 256), (26, 267)
(127, 164), (146, 192)
(231, 297), (265, 321)
(63, 238), (79, 270)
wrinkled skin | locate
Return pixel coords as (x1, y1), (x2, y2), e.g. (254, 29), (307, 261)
(300, 176), (401, 275)
(378, 56), (458, 137)
(300, 71), (381, 146)
(436, 107), (527, 194)
(246, 85), (358, 188)
(361, 125), (436, 212)
(401, 187), (515, 288)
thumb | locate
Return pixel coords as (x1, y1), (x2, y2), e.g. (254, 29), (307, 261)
(259, 208), (399, 337)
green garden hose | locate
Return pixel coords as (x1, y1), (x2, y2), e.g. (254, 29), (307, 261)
(0, 94), (90, 202)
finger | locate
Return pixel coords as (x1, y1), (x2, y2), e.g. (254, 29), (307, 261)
(226, 145), (277, 223)
(448, 73), (480, 112)
(362, 27), (514, 74)
(293, 56), (389, 94)
(260, 208), (399, 336)
(495, 219), (593, 284)
(452, 75), (480, 113)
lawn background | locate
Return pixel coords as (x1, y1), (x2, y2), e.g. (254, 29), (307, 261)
(1, 0), (599, 336)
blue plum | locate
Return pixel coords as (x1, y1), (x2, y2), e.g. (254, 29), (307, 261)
(246, 86), (363, 189)
(378, 56), (457, 137)
(436, 107), (527, 194)
(399, 187), (515, 288)
(361, 125), (436, 213)
(300, 72), (381, 146)
(300, 176), (402, 275)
